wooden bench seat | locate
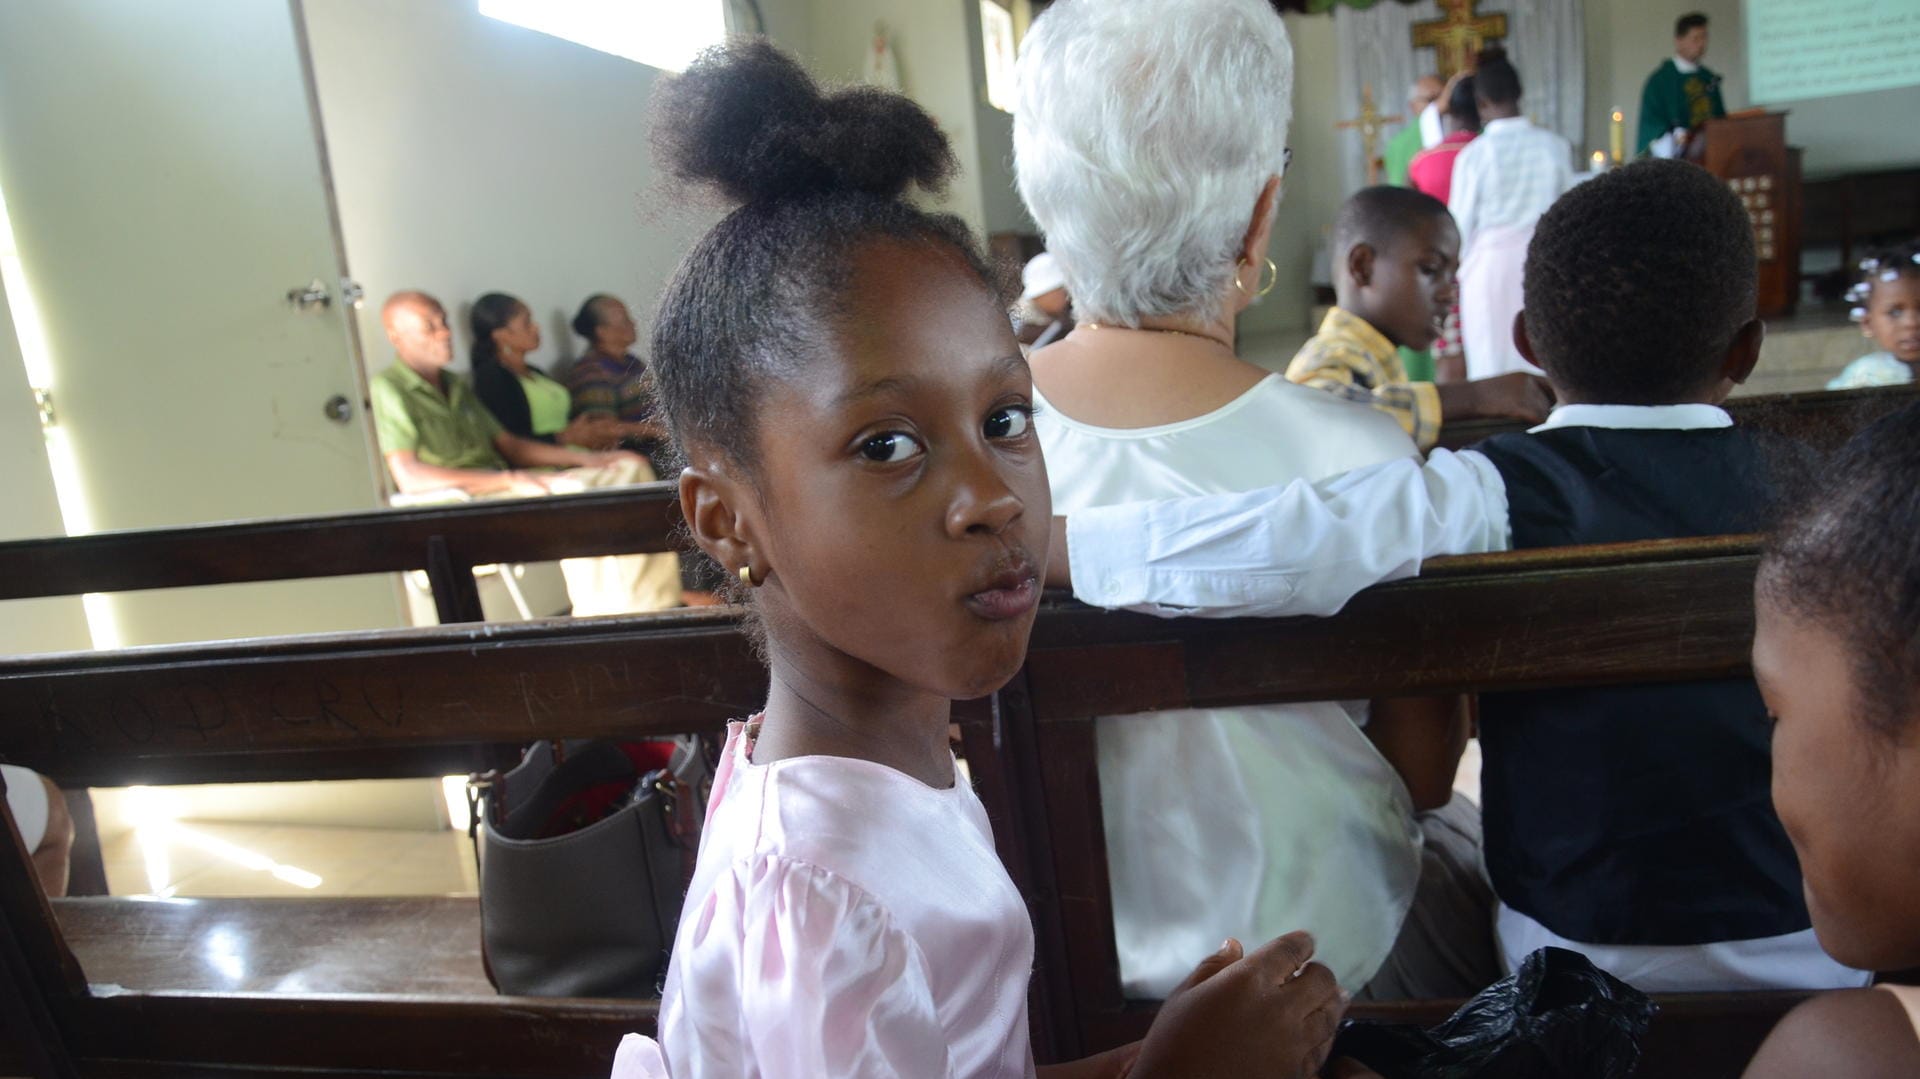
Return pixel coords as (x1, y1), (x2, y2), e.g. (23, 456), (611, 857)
(1, 535), (1794, 1076)
(52, 896), (493, 997)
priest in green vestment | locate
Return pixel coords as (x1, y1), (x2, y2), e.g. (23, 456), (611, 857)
(1636, 12), (1727, 158)
(1383, 75), (1444, 186)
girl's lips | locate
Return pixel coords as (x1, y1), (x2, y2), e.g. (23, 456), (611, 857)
(965, 575), (1039, 621)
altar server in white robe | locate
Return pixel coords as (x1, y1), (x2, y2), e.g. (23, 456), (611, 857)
(1449, 47), (1573, 380)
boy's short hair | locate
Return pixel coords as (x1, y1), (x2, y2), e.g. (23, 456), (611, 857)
(1445, 74), (1480, 131)
(1474, 47), (1522, 106)
(1675, 12), (1708, 37)
(1333, 185), (1452, 262)
(1523, 159), (1754, 404)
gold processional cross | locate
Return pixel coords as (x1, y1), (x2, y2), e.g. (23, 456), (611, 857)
(1412, 0), (1509, 79)
(1335, 84), (1403, 187)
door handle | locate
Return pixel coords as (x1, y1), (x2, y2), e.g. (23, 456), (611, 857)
(287, 278), (331, 310)
(323, 394), (352, 424)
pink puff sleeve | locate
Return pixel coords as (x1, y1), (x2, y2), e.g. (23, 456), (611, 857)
(631, 856), (953, 1079)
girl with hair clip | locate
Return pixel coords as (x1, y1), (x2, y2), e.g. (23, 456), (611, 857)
(1743, 401), (1920, 1077)
(610, 39), (1351, 1079)
(1826, 243), (1920, 390)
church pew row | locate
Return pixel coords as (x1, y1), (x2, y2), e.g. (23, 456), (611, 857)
(999, 535), (1806, 1078)
(5, 383), (1908, 1075)
(1433, 381), (1915, 451)
(0, 383), (1906, 616)
(0, 535), (1810, 1077)
(0, 481), (686, 624)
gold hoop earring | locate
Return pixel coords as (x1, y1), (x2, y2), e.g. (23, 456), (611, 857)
(1235, 257), (1279, 299)
(738, 565), (756, 588)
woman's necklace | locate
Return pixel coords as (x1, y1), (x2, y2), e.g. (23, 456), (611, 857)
(1079, 322), (1233, 351)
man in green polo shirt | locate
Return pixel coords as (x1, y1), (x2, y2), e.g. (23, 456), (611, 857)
(372, 291), (621, 493)
(371, 291), (681, 613)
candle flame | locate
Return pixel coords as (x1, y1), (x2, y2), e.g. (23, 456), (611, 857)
(1612, 110), (1624, 122)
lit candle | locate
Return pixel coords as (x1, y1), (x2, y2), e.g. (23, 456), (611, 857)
(1591, 150), (1606, 172)
(1610, 109), (1625, 165)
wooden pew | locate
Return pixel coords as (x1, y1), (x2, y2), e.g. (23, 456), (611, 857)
(1435, 382), (1919, 451)
(996, 535), (1812, 1078)
(0, 611), (762, 1077)
(0, 484), (713, 1076)
(8, 381), (1909, 1075)
(0, 482), (687, 625)
(0, 536), (1804, 1077)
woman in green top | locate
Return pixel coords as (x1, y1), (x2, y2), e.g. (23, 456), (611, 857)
(470, 292), (612, 447)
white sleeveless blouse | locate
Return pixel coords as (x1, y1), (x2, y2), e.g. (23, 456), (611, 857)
(1035, 373), (1425, 995)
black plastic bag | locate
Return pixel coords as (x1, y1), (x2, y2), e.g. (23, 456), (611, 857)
(1330, 947), (1656, 1079)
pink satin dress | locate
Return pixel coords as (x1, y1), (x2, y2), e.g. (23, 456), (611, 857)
(612, 721), (1038, 1078)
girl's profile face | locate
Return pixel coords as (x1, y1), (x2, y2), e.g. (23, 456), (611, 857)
(748, 238), (1050, 700)
(1753, 590), (1920, 972)
(1864, 276), (1920, 363)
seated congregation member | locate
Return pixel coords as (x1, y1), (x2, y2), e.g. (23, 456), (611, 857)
(1449, 47), (1573, 380)
(570, 292), (730, 605)
(2, 764), (73, 897)
(1744, 404), (1920, 1078)
(609, 40), (1350, 1079)
(370, 290), (681, 614)
(1015, 251), (1073, 349)
(470, 292), (612, 448)
(1409, 77), (1479, 383)
(1828, 244), (1920, 390)
(566, 294), (670, 455)
(1014, 0), (1496, 1002)
(1053, 160), (1869, 994)
(1286, 186), (1550, 453)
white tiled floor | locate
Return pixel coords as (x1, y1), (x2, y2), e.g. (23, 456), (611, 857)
(101, 822), (476, 898)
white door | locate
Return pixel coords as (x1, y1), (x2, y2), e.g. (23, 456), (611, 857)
(0, 0), (405, 646)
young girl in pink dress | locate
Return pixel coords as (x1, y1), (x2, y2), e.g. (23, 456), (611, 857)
(1743, 403), (1920, 1077)
(610, 40), (1349, 1079)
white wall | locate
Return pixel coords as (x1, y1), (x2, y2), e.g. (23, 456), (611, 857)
(966, 2), (1034, 237)
(1241, 13), (1345, 342)
(800, 0), (990, 233)
(1584, 0), (1920, 177)
(0, 271), (90, 654)
(302, 2), (724, 377)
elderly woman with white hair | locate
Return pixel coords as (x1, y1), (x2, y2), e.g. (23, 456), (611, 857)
(1016, 0), (1500, 1002)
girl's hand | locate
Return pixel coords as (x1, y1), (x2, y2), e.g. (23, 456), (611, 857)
(1129, 932), (1346, 1079)
(1035, 1041), (1142, 1079)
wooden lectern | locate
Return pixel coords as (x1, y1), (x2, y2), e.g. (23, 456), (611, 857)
(1692, 111), (1801, 318)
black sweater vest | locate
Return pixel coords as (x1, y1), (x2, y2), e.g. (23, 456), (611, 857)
(1470, 425), (1809, 946)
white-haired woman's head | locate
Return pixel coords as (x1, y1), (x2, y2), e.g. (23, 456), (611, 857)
(1014, 0), (1294, 328)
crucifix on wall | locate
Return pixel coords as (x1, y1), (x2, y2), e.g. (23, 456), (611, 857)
(1335, 84), (1402, 186)
(1412, 0), (1508, 79)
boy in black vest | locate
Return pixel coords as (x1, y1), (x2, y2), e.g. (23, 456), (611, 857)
(1052, 159), (1866, 993)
